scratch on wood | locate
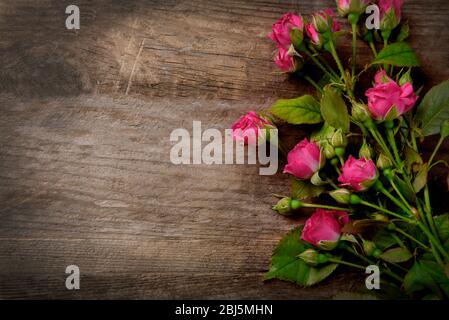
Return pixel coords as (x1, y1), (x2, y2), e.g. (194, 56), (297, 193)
(125, 38), (145, 95)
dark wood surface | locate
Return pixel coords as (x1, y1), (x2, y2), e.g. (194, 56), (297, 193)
(0, 0), (448, 299)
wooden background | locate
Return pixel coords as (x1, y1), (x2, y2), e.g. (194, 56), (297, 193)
(0, 0), (448, 299)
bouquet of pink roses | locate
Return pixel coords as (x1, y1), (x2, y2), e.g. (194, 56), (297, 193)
(232, 0), (449, 299)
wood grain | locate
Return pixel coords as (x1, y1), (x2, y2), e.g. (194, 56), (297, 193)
(0, 0), (448, 299)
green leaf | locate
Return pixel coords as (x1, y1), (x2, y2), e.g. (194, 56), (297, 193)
(320, 87), (350, 133)
(396, 22), (410, 42)
(265, 226), (338, 287)
(412, 164), (428, 193)
(373, 228), (397, 251)
(404, 146), (423, 174)
(393, 175), (416, 202)
(379, 247), (413, 263)
(415, 80), (449, 136)
(420, 260), (449, 297)
(372, 42), (420, 67)
(291, 178), (325, 200)
(404, 261), (440, 295)
(445, 264), (449, 280)
(269, 95), (322, 125)
(434, 214), (449, 244)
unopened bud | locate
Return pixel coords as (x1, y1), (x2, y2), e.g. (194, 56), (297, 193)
(399, 69), (413, 86)
(330, 189), (351, 204)
(440, 120), (449, 139)
(371, 213), (389, 222)
(362, 239), (377, 256)
(331, 129), (348, 148)
(376, 153), (393, 170)
(272, 197), (293, 215)
(351, 103), (370, 122)
(359, 140), (372, 159)
(298, 249), (320, 266)
(311, 171), (327, 186)
(323, 143), (336, 159)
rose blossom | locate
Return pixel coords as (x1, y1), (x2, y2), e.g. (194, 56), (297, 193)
(305, 23), (322, 46)
(365, 70), (418, 120)
(338, 156), (378, 191)
(301, 209), (349, 250)
(379, 0), (404, 29)
(336, 0), (370, 17)
(231, 111), (273, 145)
(379, 0), (403, 20)
(274, 46), (296, 73)
(268, 13), (304, 49)
(337, 0), (351, 12)
(311, 9), (340, 33)
(283, 138), (321, 179)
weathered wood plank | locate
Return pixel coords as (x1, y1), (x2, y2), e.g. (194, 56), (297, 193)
(0, 0), (448, 299)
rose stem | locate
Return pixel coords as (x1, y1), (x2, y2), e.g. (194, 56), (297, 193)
(301, 203), (352, 212)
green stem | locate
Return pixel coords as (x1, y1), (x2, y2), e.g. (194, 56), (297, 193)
(375, 183), (413, 216)
(389, 179), (413, 213)
(328, 258), (366, 270)
(351, 23), (357, 78)
(369, 127), (394, 161)
(428, 135), (445, 166)
(369, 42), (377, 57)
(410, 128), (418, 151)
(305, 48), (339, 83)
(310, 46), (340, 80)
(360, 200), (413, 223)
(328, 40), (346, 83)
(386, 129), (403, 171)
(301, 203), (351, 212)
(417, 223), (449, 264)
(344, 246), (404, 282)
(394, 228), (430, 250)
(424, 186), (440, 244)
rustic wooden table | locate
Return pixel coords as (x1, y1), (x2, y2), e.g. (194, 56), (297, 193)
(0, 0), (448, 299)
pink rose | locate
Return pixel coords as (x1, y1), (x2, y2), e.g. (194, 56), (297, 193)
(379, 0), (404, 29)
(274, 47), (296, 73)
(231, 111), (273, 145)
(301, 209), (350, 250)
(379, 0), (403, 20)
(336, 0), (369, 16)
(338, 156), (378, 191)
(337, 0), (351, 12)
(268, 13), (304, 49)
(305, 23), (322, 46)
(365, 70), (418, 120)
(311, 9), (340, 33)
(283, 138), (321, 179)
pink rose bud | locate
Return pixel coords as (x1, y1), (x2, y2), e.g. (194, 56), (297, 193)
(305, 23), (323, 47)
(274, 46), (297, 73)
(301, 209), (350, 250)
(283, 138), (321, 179)
(365, 70), (418, 121)
(379, 0), (404, 30)
(337, 0), (351, 12)
(231, 111), (274, 145)
(268, 13), (304, 49)
(311, 9), (340, 34)
(336, 0), (370, 17)
(338, 156), (378, 191)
